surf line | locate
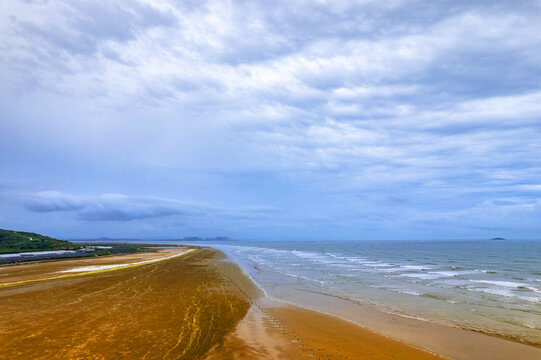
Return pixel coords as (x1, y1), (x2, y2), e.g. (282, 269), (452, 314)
(0, 249), (195, 288)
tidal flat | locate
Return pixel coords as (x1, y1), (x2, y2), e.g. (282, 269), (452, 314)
(1, 246), (539, 359)
(0, 248), (253, 359)
(0, 247), (442, 359)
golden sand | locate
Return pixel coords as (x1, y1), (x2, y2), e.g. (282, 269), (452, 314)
(205, 301), (442, 360)
(2, 247), (539, 359)
(0, 248), (252, 359)
(0, 248), (191, 286)
(265, 288), (541, 360)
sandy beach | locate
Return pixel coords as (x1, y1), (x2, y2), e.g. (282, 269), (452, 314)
(0, 248), (251, 359)
(0, 247), (192, 286)
(1, 247), (540, 359)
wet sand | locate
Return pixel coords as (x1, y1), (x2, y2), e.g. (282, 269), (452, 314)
(205, 300), (442, 360)
(1, 247), (539, 359)
(0, 248), (252, 359)
(266, 288), (541, 360)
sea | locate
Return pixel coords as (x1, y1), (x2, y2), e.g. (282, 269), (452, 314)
(183, 239), (541, 345)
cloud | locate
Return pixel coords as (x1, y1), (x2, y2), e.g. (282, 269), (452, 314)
(419, 199), (541, 231)
(25, 191), (205, 221)
(1, 1), (540, 238)
(21, 191), (283, 224)
(25, 191), (85, 212)
(14, 1), (175, 56)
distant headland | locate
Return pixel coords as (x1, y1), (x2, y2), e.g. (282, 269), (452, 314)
(0, 228), (77, 254)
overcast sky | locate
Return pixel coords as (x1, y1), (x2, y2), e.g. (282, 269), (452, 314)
(1, 0), (540, 240)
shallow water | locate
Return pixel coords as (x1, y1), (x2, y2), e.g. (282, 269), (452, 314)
(189, 240), (541, 345)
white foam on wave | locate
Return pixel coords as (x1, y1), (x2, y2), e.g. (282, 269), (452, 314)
(343, 257), (397, 269)
(292, 250), (359, 268)
(357, 261), (395, 268)
(325, 252), (348, 260)
(332, 263), (358, 269)
(291, 250), (315, 258)
(218, 245), (291, 258)
(291, 250), (332, 263)
(298, 275), (328, 286)
(399, 273), (448, 280)
(402, 265), (433, 270)
(344, 257), (367, 264)
(428, 270), (476, 277)
(473, 287), (541, 303)
(395, 289), (423, 296)
(470, 280), (527, 288)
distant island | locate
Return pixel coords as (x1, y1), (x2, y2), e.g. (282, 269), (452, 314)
(0, 228), (77, 254)
(490, 237), (506, 240)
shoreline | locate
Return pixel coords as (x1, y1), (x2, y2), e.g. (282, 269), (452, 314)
(254, 287), (541, 360)
(205, 251), (444, 359)
(289, 288), (541, 348)
(214, 247), (541, 359)
(210, 239), (541, 346)
(1, 245), (539, 359)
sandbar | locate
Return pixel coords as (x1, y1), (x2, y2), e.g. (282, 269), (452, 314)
(0, 247), (190, 286)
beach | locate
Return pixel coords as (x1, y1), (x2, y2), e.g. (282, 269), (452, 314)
(213, 240), (541, 346)
(0, 248), (251, 359)
(1, 246), (540, 359)
(3, 0), (540, 356)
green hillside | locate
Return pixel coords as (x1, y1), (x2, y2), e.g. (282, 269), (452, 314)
(0, 229), (77, 254)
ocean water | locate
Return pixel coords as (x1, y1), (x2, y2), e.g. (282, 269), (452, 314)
(193, 240), (541, 345)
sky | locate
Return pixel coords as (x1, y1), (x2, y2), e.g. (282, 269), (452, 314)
(1, 0), (541, 240)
